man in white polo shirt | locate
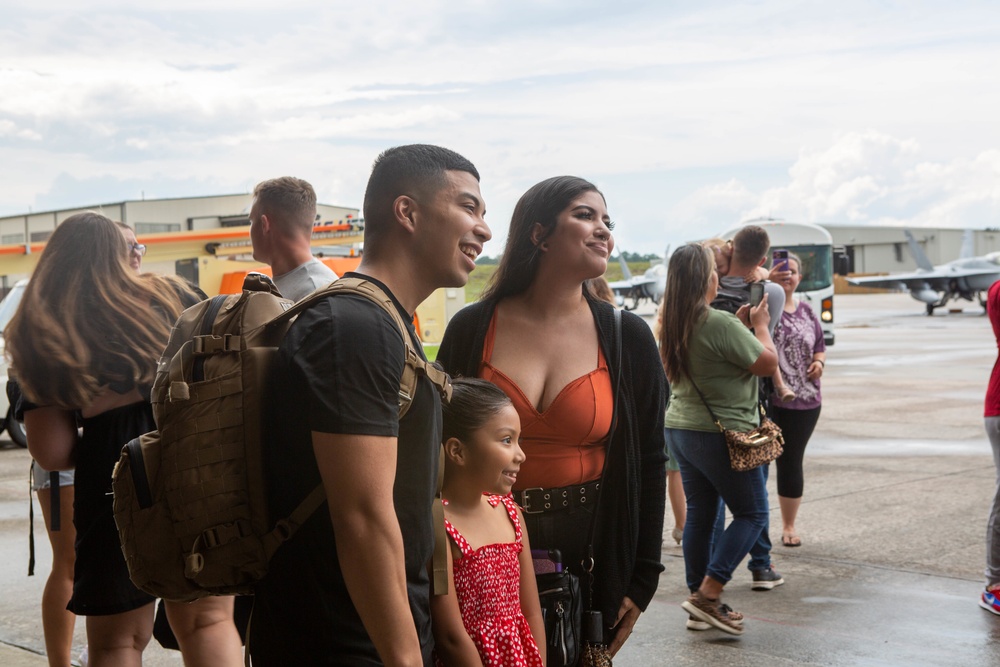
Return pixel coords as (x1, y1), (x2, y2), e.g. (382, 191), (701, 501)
(249, 176), (338, 301)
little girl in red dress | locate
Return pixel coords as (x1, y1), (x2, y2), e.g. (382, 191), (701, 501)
(431, 379), (545, 667)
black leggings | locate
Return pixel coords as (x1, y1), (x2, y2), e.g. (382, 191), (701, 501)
(771, 405), (821, 499)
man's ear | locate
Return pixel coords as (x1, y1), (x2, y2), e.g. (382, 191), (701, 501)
(392, 195), (418, 234)
(443, 437), (466, 465)
(259, 214), (272, 234)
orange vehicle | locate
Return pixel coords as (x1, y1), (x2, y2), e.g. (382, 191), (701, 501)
(217, 255), (362, 294)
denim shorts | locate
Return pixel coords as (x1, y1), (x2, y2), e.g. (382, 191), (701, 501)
(30, 460), (75, 492)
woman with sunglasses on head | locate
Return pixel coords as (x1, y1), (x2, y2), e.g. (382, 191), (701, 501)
(5, 212), (242, 667)
(438, 176), (667, 658)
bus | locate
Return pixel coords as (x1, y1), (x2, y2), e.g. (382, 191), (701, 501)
(719, 218), (838, 346)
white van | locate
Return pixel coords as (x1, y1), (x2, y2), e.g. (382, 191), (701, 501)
(0, 280), (28, 447)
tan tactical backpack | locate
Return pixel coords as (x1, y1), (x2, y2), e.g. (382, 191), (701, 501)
(112, 274), (451, 602)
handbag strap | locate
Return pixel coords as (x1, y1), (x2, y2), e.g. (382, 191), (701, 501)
(689, 377), (765, 434)
(688, 378), (726, 433)
(582, 307), (622, 612)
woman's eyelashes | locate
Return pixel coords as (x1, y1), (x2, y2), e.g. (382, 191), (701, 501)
(574, 209), (614, 230)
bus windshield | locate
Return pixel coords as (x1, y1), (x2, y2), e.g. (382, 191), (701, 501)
(780, 245), (832, 292)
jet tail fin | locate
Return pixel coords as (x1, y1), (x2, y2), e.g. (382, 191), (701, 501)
(960, 229), (974, 259)
(904, 230), (934, 271)
(618, 251), (633, 280)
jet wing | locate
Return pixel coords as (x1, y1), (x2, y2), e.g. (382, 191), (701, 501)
(848, 268), (1000, 291)
(607, 275), (656, 294)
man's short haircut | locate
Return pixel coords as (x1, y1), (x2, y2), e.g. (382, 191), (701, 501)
(732, 225), (771, 266)
(362, 144), (480, 246)
(252, 177), (317, 235)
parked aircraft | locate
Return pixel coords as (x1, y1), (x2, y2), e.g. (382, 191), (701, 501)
(608, 251), (667, 310)
(847, 230), (1000, 315)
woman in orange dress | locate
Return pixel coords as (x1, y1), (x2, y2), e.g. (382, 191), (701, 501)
(438, 176), (667, 657)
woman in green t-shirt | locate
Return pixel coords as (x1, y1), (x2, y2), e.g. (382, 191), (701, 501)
(659, 243), (777, 636)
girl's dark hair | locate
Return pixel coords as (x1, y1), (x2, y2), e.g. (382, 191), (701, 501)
(658, 243), (714, 384)
(482, 175), (604, 301)
(441, 378), (513, 443)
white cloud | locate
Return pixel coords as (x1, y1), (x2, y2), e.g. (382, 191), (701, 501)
(0, 119), (41, 141)
(1, 0), (1000, 257)
(665, 132), (1000, 235)
(673, 179), (758, 226)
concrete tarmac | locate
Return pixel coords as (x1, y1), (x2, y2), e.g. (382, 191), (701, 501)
(1, 292), (998, 666)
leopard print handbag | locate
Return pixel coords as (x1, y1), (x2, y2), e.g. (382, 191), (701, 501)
(690, 382), (784, 472)
(721, 410), (784, 472)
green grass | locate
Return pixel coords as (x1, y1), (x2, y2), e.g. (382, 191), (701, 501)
(465, 261), (650, 303)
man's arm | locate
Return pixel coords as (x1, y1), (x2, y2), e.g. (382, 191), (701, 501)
(312, 432), (423, 667)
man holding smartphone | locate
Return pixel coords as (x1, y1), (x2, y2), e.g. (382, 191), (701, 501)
(719, 226), (786, 338)
(712, 224), (787, 591)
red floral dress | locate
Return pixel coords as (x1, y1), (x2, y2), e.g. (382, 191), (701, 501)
(437, 495), (544, 667)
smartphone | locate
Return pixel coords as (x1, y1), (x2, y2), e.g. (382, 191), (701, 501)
(772, 249), (789, 271)
(749, 282), (765, 307)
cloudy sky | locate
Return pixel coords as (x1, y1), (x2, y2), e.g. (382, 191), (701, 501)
(2, 0), (999, 255)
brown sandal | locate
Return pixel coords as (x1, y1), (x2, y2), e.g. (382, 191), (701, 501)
(782, 533), (802, 547)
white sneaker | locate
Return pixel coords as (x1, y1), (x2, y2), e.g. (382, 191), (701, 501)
(77, 646), (89, 667)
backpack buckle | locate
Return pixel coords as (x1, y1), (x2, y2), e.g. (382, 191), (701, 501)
(192, 335), (241, 355)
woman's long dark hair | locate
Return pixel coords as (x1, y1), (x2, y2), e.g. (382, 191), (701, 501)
(6, 212), (197, 408)
(658, 243), (714, 384)
(482, 175), (604, 302)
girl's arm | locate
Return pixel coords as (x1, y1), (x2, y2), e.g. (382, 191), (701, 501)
(516, 507), (547, 664)
(24, 407), (77, 471)
(429, 544), (484, 667)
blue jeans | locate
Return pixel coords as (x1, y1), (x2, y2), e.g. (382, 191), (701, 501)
(667, 427), (769, 588)
(705, 467), (773, 585)
(748, 463), (774, 572)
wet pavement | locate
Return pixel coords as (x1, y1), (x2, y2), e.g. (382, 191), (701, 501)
(1, 292), (998, 666)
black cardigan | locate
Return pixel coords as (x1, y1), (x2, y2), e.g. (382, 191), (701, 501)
(437, 294), (667, 619)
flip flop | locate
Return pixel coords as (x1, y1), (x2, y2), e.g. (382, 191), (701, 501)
(782, 533), (802, 547)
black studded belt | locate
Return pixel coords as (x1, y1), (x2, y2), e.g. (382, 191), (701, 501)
(513, 480), (601, 515)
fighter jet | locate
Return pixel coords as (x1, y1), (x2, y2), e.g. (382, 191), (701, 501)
(607, 250), (667, 310)
(847, 230), (1000, 315)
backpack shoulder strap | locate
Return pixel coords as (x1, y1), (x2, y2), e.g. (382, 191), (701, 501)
(267, 277), (452, 415)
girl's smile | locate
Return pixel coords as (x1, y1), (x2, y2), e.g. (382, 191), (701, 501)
(464, 404), (525, 495)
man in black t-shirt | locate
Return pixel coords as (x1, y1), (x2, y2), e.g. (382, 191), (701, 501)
(250, 145), (492, 666)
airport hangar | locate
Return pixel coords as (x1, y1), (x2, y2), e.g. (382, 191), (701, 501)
(821, 224), (1000, 274)
(0, 193), (358, 291)
(0, 193), (465, 343)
